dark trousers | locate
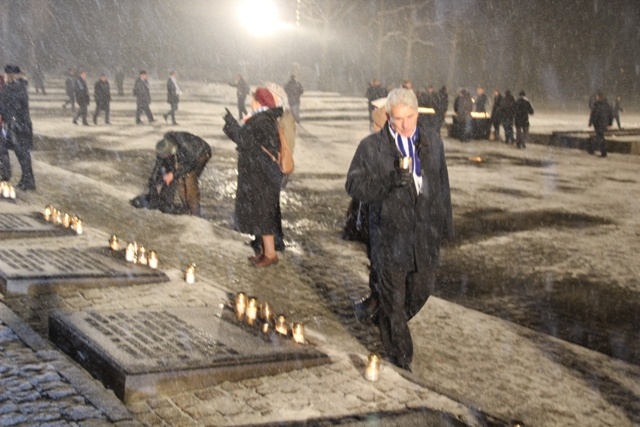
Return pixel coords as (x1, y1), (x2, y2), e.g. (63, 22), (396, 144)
(176, 151), (211, 216)
(63, 94), (75, 112)
(73, 103), (89, 124)
(166, 102), (178, 124)
(492, 119), (501, 140)
(0, 130), (35, 188)
(377, 266), (436, 369)
(591, 130), (607, 156)
(515, 124), (529, 148)
(136, 104), (154, 123)
(93, 103), (110, 124)
(237, 98), (247, 120)
(503, 118), (514, 143)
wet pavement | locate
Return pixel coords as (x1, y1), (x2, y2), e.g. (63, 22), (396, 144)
(0, 81), (639, 426)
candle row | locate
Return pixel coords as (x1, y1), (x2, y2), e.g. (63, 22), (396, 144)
(43, 205), (83, 235)
(234, 292), (305, 344)
(109, 236), (158, 269)
(0, 182), (16, 199)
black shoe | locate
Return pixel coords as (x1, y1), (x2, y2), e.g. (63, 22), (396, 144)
(82, 122), (90, 126)
(162, 113), (168, 123)
(354, 294), (379, 323)
(172, 122), (178, 125)
(72, 120), (78, 125)
(16, 182), (36, 191)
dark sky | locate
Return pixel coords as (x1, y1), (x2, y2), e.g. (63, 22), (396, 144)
(1, 0), (638, 103)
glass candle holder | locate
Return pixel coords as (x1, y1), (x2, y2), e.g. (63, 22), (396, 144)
(185, 263), (196, 284)
(148, 250), (158, 269)
(364, 354), (381, 382)
(125, 242), (136, 262)
(259, 302), (272, 322)
(137, 246), (148, 265)
(246, 297), (258, 325)
(292, 323), (305, 344)
(275, 315), (288, 336)
(43, 205), (53, 222)
(109, 235), (120, 251)
(74, 218), (83, 235)
(9, 185), (15, 199)
(235, 292), (247, 316)
(62, 213), (71, 228)
(262, 322), (270, 334)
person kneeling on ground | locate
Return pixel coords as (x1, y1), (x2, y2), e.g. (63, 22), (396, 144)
(131, 131), (211, 216)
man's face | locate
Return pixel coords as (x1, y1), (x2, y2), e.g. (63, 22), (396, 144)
(389, 104), (418, 138)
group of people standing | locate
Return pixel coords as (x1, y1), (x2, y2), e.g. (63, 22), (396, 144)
(489, 88), (534, 149)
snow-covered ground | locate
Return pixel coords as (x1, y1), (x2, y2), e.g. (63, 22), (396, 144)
(7, 79), (640, 426)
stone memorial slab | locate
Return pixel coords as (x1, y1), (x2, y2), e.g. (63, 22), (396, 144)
(49, 307), (330, 402)
(0, 212), (72, 239)
(0, 247), (169, 295)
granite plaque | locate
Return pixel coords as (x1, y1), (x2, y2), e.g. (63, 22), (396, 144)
(0, 212), (72, 239)
(0, 247), (169, 295)
(49, 307), (330, 402)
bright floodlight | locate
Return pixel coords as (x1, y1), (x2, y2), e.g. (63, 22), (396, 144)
(238, 0), (280, 37)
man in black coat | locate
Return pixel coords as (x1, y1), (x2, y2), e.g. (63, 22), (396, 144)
(284, 74), (304, 123)
(229, 74), (250, 120)
(133, 70), (155, 124)
(0, 64), (36, 190)
(500, 90), (516, 144)
(491, 89), (502, 141)
(346, 88), (453, 371)
(588, 91), (613, 157)
(163, 70), (181, 125)
(72, 70), (90, 125)
(514, 90), (534, 149)
(62, 68), (76, 112)
(154, 131), (211, 216)
(475, 86), (487, 113)
(93, 74), (111, 124)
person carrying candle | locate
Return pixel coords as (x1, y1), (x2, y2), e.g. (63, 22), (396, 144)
(345, 88), (453, 371)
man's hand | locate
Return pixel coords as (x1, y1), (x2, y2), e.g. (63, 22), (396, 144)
(163, 171), (174, 186)
(392, 168), (412, 187)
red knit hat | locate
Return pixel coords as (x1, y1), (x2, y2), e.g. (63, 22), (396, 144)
(254, 87), (276, 108)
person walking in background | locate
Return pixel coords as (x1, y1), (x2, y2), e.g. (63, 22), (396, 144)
(133, 70), (154, 124)
(223, 88), (284, 268)
(346, 88), (453, 372)
(491, 89), (502, 141)
(500, 90), (516, 144)
(115, 66), (125, 96)
(229, 74), (250, 120)
(612, 95), (623, 129)
(33, 66), (46, 95)
(454, 88), (473, 141)
(62, 68), (76, 112)
(588, 91), (613, 158)
(0, 64), (36, 190)
(514, 90), (534, 149)
(284, 74), (303, 123)
(163, 70), (181, 125)
(435, 85), (449, 134)
(72, 70), (90, 125)
(93, 73), (111, 124)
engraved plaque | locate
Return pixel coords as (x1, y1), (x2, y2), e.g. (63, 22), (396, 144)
(0, 212), (72, 239)
(49, 307), (330, 402)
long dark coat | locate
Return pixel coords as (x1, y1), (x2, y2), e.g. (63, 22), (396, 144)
(223, 107), (284, 236)
(589, 100), (613, 133)
(166, 78), (179, 105)
(0, 80), (33, 140)
(74, 78), (90, 107)
(346, 119), (453, 272)
(514, 97), (534, 127)
(133, 77), (151, 106)
(94, 80), (111, 109)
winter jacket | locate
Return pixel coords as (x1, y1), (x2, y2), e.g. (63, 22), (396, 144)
(223, 107), (284, 236)
(74, 78), (90, 106)
(0, 79), (33, 138)
(589, 100), (613, 133)
(167, 78), (179, 105)
(514, 97), (534, 127)
(133, 77), (151, 106)
(94, 80), (111, 108)
(346, 118), (453, 272)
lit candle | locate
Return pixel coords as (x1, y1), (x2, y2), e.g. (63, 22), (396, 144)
(364, 354), (381, 382)
(74, 218), (83, 235)
(262, 322), (270, 334)
(43, 205), (53, 221)
(292, 323), (305, 344)
(8, 185), (15, 199)
(137, 246), (147, 265)
(62, 213), (71, 228)
(275, 315), (288, 335)
(51, 209), (60, 224)
(246, 297), (258, 325)
(1, 184), (9, 198)
(235, 292), (247, 315)
(125, 243), (136, 262)
(109, 235), (120, 251)
(185, 263), (196, 284)
(148, 251), (158, 269)
(259, 302), (272, 321)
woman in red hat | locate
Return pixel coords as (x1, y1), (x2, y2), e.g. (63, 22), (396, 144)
(223, 87), (284, 267)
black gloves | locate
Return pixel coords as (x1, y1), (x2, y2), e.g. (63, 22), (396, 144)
(223, 108), (236, 126)
(391, 168), (413, 187)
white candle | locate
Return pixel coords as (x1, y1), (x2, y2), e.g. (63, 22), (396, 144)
(185, 264), (196, 284)
(125, 243), (135, 262)
(43, 205), (53, 221)
(74, 219), (83, 235)
(364, 354), (381, 382)
(292, 323), (305, 344)
(138, 246), (147, 265)
(235, 292), (247, 316)
(275, 315), (288, 335)
(148, 251), (158, 269)
(9, 186), (15, 199)
(246, 297), (258, 325)
(109, 235), (120, 251)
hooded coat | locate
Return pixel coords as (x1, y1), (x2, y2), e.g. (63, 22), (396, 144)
(223, 107), (284, 236)
(346, 119), (453, 272)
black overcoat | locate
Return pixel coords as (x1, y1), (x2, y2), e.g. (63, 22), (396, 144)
(133, 77), (151, 106)
(346, 120), (453, 272)
(74, 78), (90, 107)
(94, 80), (111, 109)
(0, 80), (33, 140)
(223, 108), (284, 236)
(166, 78), (179, 105)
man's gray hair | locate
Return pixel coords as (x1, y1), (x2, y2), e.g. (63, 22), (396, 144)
(385, 88), (418, 112)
